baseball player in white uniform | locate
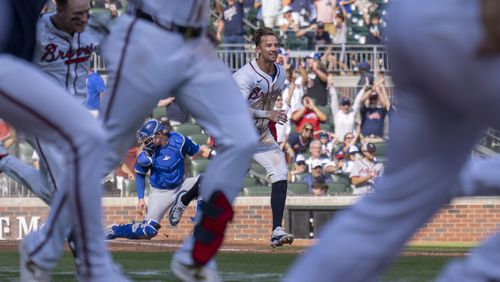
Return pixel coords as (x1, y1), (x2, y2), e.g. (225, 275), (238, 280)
(0, 0), (128, 281)
(284, 0), (500, 281)
(100, 1), (258, 280)
(233, 27), (294, 248)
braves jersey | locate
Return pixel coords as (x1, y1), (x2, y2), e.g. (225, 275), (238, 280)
(134, 132), (200, 191)
(137, 0), (209, 28)
(233, 59), (286, 138)
(33, 12), (100, 98)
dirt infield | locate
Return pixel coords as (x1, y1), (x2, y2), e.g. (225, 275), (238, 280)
(0, 239), (467, 257)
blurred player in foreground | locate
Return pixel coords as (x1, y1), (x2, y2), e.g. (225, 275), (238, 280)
(285, 0), (500, 281)
(100, 1), (258, 280)
(233, 27), (294, 248)
(105, 118), (212, 240)
(0, 0), (128, 281)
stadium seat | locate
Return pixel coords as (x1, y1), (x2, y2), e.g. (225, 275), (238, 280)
(187, 134), (208, 146)
(374, 141), (387, 158)
(241, 185), (271, 196)
(250, 162), (267, 177)
(242, 176), (258, 187)
(292, 172), (308, 183)
(317, 105), (331, 118)
(173, 123), (203, 136)
(123, 179), (136, 197)
(152, 106), (167, 120)
(190, 158), (210, 177)
(320, 123), (333, 132)
(287, 182), (308, 195)
(328, 182), (350, 195)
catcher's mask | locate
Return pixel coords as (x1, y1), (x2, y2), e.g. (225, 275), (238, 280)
(136, 118), (169, 152)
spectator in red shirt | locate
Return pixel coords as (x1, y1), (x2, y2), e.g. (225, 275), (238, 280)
(291, 95), (327, 134)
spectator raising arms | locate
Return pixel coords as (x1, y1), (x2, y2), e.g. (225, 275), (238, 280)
(328, 73), (364, 142)
(358, 76), (390, 143)
(305, 52), (329, 106)
(291, 95), (327, 133)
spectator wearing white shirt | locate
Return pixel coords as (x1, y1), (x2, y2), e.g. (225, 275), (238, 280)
(328, 74), (365, 142)
(283, 67), (307, 115)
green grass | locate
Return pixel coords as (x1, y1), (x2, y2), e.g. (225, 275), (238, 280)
(0, 249), (467, 282)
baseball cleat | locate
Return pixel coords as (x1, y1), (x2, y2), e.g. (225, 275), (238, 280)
(104, 224), (120, 240)
(19, 239), (52, 282)
(169, 190), (187, 226)
(171, 258), (221, 282)
(270, 226), (294, 248)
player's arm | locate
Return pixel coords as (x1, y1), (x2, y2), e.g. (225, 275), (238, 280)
(350, 162), (375, 186)
(328, 74), (339, 115)
(375, 78), (391, 111)
(312, 61), (328, 82)
(182, 134), (216, 159)
(351, 85), (366, 112)
(134, 151), (152, 214)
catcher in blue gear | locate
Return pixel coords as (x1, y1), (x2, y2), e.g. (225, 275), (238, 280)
(105, 118), (213, 240)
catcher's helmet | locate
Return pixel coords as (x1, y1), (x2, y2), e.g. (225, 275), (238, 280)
(136, 119), (168, 151)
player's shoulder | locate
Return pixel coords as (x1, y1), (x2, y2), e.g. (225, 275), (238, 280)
(234, 61), (259, 79)
(136, 151), (153, 166)
(169, 132), (186, 144)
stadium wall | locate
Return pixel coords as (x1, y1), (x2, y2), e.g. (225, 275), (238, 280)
(0, 197), (498, 244)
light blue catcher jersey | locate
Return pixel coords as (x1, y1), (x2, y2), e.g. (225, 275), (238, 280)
(134, 132), (200, 189)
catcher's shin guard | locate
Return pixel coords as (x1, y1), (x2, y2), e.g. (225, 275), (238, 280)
(192, 191), (233, 265)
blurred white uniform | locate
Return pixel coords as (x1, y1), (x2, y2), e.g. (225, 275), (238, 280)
(100, 0), (258, 270)
(285, 0), (500, 281)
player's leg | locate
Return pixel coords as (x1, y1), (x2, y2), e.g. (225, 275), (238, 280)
(252, 137), (294, 248)
(437, 233), (500, 282)
(106, 187), (176, 240)
(0, 152), (53, 204)
(0, 55), (124, 280)
(285, 86), (483, 282)
(100, 15), (186, 173)
(169, 175), (201, 226)
(171, 36), (258, 270)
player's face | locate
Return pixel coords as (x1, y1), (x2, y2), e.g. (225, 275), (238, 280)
(153, 133), (168, 147)
(59, 0), (90, 34)
(257, 35), (279, 63)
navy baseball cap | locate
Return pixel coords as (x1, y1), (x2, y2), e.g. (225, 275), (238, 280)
(363, 143), (377, 153)
(341, 97), (351, 105)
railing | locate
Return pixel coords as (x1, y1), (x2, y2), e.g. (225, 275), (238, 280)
(315, 44), (390, 73)
(91, 44), (389, 74)
(215, 44), (390, 73)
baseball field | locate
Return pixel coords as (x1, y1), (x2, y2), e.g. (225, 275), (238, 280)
(0, 240), (471, 282)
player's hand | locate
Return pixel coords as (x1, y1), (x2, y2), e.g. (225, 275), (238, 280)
(268, 110), (288, 125)
(136, 198), (147, 217)
(127, 172), (135, 180)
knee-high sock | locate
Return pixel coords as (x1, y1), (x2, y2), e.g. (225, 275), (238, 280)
(181, 176), (201, 206)
(271, 180), (287, 230)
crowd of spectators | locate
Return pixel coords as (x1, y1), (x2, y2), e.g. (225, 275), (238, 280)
(215, 0), (389, 48)
(266, 54), (391, 196)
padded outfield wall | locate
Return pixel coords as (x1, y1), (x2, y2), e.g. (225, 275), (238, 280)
(0, 196), (498, 244)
